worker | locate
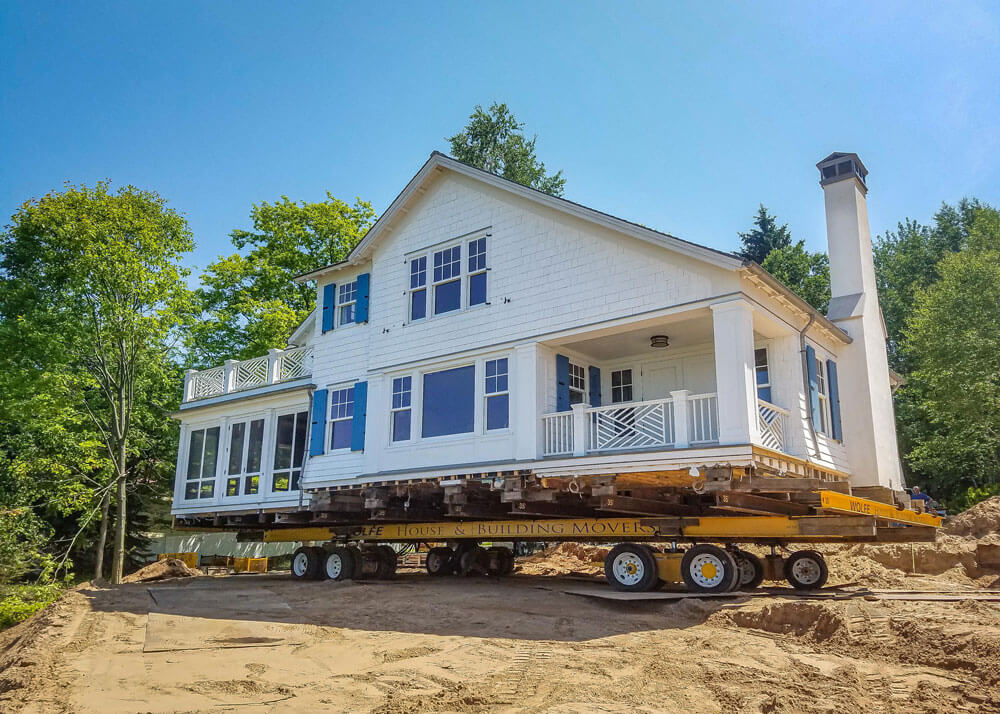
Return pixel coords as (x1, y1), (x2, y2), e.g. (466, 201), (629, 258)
(910, 486), (932, 503)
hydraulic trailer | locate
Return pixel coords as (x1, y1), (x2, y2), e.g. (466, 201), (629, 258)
(238, 490), (941, 593)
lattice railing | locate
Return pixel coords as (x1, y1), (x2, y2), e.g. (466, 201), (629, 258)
(757, 399), (788, 452)
(688, 393), (719, 444)
(278, 346), (313, 381)
(188, 365), (226, 400)
(541, 412), (574, 455)
(183, 346), (314, 402)
(588, 399), (674, 451)
(233, 355), (269, 392)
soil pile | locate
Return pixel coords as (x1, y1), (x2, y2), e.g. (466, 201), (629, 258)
(516, 542), (609, 576)
(944, 495), (1000, 538)
(121, 558), (203, 583)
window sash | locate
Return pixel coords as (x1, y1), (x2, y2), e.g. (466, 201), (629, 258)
(184, 426), (219, 500)
(328, 386), (355, 451)
(391, 376), (412, 442)
(611, 369), (633, 403)
(338, 281), (357, 325)
(272, 411), (307, 492)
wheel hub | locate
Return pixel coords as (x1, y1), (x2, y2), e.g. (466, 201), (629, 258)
(612, 553), (645, 586)
(689, 553), (725, 588)
(326, 554), (342, 579)
(791, 557), (821, 584)
(292, 553), (309, 577)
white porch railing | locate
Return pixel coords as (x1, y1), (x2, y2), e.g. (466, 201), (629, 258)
(588, 399), (675, 451)
(757, 398), (789, 452)
(183, 346), (314, 403)
(540, 393), (719, 457)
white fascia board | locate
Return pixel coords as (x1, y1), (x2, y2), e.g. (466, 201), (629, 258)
(287, 309), (316, 346)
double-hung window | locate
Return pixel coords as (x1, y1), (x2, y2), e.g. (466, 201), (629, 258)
(225, 418), (264, 497)
(485, 358), (509, 430)
(432, 245), (462, 315)
(409, 257), (427, 321)
(611, 369), (633, 403)
(816, 358), (830, 435)
(328, 386), (355, 450)
(338, 281), (358, 325)
(755, 348), (772, 403)
(184, 426), (220, 499)
(391, 376), (412, 442)
(272, 410), (307, 492)
(468, 237), (487, 306)
(568, 362), (586, 405)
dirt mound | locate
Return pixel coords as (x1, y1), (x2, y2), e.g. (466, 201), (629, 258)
(121, 558), (203, 583)
(726, 601), (847, 641)
(945, 495), (1000, 538)
(516, 543), (609, 576)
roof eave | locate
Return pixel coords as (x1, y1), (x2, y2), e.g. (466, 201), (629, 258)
(742, 262), (853, 344)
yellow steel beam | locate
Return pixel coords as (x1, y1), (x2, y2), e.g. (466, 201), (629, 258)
(818, 490), (942, 527)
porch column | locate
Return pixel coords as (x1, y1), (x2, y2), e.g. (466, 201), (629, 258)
(571, 403), (588, 456)
(670, 390), (690, 448)
(183, 369), (196, 402)
(513, 344), (544, 460)
(223, 359), (239, 394)
(267, 348), (282, 384)
(710, 299), (761, 445)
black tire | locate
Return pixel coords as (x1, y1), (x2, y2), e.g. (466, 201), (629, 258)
(604, 543), (659, 592)
(375, 545), (397, 579)
(291, 546), (321, 580)
(785, 550), (829, 590)
(346, 545), (365, 579)
(459, 545), (487, 575)
(733, 550), (765, 591)
(426, 547), (455, 576)
(680, 544), (740, 593)
(323, 546), (355, 581)
(499, 547), (515, 576)
(486, 547), (514, 577)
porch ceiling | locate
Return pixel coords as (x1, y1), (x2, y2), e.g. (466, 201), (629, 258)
(559, 314), (715, 361)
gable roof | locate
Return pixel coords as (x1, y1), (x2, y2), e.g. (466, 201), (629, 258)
(293, 151), (849, 343)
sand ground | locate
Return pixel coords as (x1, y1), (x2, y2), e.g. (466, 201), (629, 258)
(2, 557), (999, 714)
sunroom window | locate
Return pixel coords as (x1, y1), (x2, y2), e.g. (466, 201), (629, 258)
(225, 418), (264, 496)
(185, 426), (219, 499)
(272, 411), (307, 492)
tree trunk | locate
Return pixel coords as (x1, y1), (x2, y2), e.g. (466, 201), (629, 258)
(110, 472), (127, 583)
(93, 488), (111, 580)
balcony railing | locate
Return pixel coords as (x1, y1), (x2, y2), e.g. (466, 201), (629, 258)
(541, 392), (719, 457)
(183, 346), (314, 403)
(757, 398), (789, 452)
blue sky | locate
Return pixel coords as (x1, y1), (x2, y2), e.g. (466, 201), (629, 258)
(2, 2), (998, 276)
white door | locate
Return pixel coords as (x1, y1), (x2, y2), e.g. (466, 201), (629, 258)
(642, 364), (680, 401)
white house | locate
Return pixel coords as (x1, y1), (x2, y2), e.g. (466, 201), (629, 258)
(171, 151), (905, 528)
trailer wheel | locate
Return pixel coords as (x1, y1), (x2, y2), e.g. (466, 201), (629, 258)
(375, 545), (397, 579)
(499, 547), (516, 576)
(346, 545), (365, 579)
(605, 543), (659, 592)
(426, 547), (455, 576)
(785, 550), (828, 590)
(459, 545), (487, 575)
(291, 546), (321, 580)
(486, 547), (514, 577)
(680, 544), (739, 593)
(323, 546), (355, 581)
(732, 550), (765, 591)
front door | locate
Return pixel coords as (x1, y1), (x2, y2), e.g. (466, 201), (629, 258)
(642, 364), (680, 401)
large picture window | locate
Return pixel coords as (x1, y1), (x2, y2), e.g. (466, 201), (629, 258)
(272, 411), (307, 492)
(225, 418), (264, 497)
(328, 386), (355, 450)
(422, 365), (475, 438)
(185, 426), (219, 500)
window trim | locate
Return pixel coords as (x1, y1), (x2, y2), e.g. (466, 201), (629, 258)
(271, 407), (308, 493)
(484, 357), (510, 432)
(326, 383), (356, 452)
(405, 230), (490, 324)
(182, 424), (221, 501)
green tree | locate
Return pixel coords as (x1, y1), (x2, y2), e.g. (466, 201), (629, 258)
(188, 195), (375, 366)
(762, 240), (831, 312)
(900, 206), (1000, 500)
(874, 199), (983, 370)
(0, 182), (195, 583)
(449, 102), (566, 197)
(738, 205), (792, 264)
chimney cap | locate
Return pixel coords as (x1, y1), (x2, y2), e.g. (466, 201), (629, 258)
(817, 152), (868, 189)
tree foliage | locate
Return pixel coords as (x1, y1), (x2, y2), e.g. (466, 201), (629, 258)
(738, 205), (792, 264)
(0, 182), (194, 583)
(448, 102), (566, 197)
(761, 240), (831, 312)
(187, 195), (375, 365)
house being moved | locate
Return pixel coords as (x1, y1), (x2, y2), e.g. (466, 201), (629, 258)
(171, 151), (906, 529)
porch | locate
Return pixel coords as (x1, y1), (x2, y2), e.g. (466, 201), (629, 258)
(536, 299), (793, 459)
(183, 346), (314, 402)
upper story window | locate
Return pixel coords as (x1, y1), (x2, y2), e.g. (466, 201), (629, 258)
(338, 281), (358, 325)
(328, 386), (355, 450)
(184, 426), (219, 500)
(611, 369), (633, 403)
(568, 362), (586, 405)
(754, 348), (771, 403)
(408, 234), (488, 322)
(391, 376), (412, 442)
(485, 358), (509, 430)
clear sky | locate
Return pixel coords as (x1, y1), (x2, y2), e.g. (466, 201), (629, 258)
(2, 2), (998, 276)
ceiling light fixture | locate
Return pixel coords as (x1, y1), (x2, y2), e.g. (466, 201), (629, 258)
(650, 335), (670, 349)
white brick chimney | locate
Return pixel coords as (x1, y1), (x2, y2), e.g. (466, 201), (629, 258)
(818, 153), (904, 490)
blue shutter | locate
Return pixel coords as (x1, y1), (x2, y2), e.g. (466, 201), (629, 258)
(355, 272), (370, 323)
(321, 283), (336, 333)
(827, 359), (843, 441)
(309, 389), (328, 456)
(588, 366), (601, 407)
(805, 345), (821, 428)
(556, 354), (570, 412)
(351, 381), (368, 451)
